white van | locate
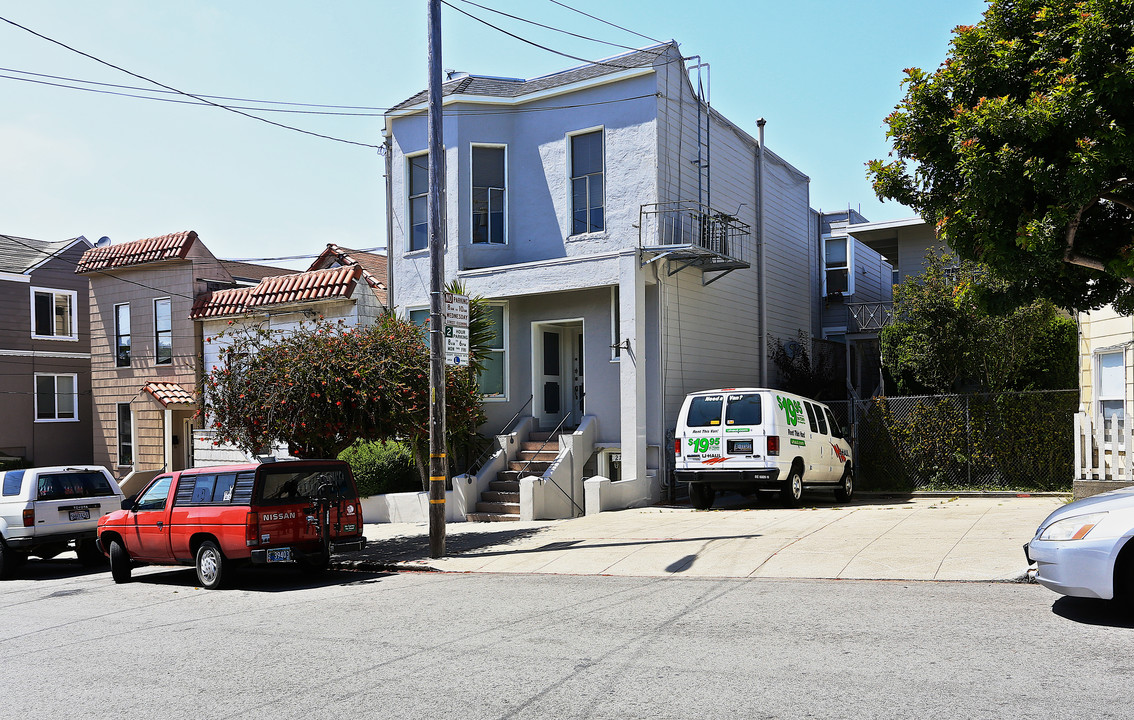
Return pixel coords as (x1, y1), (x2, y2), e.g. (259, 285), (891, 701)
(674, 388), (853, 509)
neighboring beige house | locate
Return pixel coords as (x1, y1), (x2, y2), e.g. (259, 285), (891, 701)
(76, 231), (237, 494)
(1077, 304), (1131, 422)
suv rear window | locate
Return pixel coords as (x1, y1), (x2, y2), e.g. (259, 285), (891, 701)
(687, 396), (724, 427)
(37, 471), (115, 501)
(725, 394), (761, 425)
(257, 468), (354, 505)
(2, 470), (25, 496)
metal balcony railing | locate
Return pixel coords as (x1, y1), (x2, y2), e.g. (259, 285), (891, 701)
(638, 202), (751, 283)
(847, 302), (895, 333)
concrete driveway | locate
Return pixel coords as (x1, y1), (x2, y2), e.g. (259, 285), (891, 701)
(350, 494), (1064, 581)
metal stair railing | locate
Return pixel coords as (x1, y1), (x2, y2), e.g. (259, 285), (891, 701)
(519, 412), (585, 516)
(467, 394), (533, 477)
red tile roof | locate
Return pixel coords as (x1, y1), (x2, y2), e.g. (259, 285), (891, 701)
(308, 244), (387, 306)
(76, 231), (198, 273)
(143, 381), (195, 407)
(190, 265), (363, 319)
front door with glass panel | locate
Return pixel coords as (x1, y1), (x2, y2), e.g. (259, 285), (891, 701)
(534, 322), (583, 431)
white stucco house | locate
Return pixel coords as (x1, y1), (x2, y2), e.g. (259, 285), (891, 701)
(383, 42), (893, 519)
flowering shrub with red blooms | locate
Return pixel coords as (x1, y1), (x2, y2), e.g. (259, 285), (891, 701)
(199, 313), (486, 467)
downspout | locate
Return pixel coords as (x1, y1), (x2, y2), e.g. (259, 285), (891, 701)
(757, 118), (767, 386)
(384, 133), (394, 311)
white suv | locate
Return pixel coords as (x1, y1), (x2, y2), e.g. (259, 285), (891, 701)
(0, 466), (125, 578)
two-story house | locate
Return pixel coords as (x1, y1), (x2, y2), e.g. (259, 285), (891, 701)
(76, 231), (237, 495)
(189, 250), (388, 465)
(384, 43), (849, 518)
(0, 234), (95, 466)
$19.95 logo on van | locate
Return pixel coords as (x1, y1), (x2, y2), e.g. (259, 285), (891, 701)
(777, 396), (804, 426)
(687, 437), (721, 454)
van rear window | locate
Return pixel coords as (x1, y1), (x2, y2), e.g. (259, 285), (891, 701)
(37, 471), (115, 501)
(725, 394), (761, 425)
(687, 396), (724, 427)
(258, 468), (354, 505)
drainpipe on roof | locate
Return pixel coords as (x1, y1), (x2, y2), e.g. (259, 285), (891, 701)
(757, 118), (767, 387)
(384, 133), (394, 311)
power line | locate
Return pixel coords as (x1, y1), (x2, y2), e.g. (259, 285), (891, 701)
(448, 0), (661, 54)
(440, 0), (673, 71)
(547, 0), (665, 45)
(0, 14), (384, 151)
(0, 65), (660, 118)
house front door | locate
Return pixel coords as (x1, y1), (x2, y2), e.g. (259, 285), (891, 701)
(533, 321), (583, 431)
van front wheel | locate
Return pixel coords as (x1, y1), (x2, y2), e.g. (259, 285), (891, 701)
(689, 483), (715, 510)
(781, 468), (804, 507)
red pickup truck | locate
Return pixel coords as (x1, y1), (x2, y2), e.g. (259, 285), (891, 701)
(96, 460), (366, 589)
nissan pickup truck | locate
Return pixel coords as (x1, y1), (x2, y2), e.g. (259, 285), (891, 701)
(96, 460), (366, 589)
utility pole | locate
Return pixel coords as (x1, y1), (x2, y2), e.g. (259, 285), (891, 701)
(427, 0), (446, 558)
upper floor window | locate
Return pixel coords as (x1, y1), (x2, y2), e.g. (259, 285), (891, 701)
(823, 236), (853, 295)
(408, 153), (429, 252)
(115, 303), (131, 368)
(31, 287), (77, 340)
(154, 298), (172, 364)
(34, 373), (77, 422)
(570, 130), (604, 235)
(472, 146), (506, 244)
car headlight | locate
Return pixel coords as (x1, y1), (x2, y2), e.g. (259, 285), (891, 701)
(1038, 512), (1107, 541)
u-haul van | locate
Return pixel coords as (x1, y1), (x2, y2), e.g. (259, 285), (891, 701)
(673, 388), (853, 509)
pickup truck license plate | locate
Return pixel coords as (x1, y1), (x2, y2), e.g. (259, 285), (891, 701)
(266, 548), (291, 563)
(68, 509), (90, 521)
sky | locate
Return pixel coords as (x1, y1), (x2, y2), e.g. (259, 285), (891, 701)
(0, 0), (989, 270)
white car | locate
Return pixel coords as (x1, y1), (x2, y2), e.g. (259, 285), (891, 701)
(1026, 487), (1134, 602)
(0, 466), (125, 578)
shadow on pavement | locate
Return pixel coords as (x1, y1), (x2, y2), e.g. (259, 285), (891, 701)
(658, 491), (918, 512)
(129, 565), (397, 592)
(3, 558), (110, 582)
(458, 534), (763, 561)
(1051, 596), (1134, 628)
(351, 526), (549, 565)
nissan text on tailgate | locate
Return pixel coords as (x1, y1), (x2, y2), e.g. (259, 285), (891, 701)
(97, 460), (366, 589)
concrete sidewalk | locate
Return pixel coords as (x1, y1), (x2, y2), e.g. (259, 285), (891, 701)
(344, 494), (1064, 582)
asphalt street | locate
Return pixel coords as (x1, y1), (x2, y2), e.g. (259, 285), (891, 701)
(2, 558), (1131, 719)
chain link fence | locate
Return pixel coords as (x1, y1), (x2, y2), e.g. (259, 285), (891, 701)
(828, 390), (1077, 492)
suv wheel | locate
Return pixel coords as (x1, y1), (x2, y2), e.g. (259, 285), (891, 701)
(196, 540), (228, 590)
(77, 539), (105, 567)
(835, 464), (854, 503)
(109, 539), (131, 583)
(781, 468), (804, 508)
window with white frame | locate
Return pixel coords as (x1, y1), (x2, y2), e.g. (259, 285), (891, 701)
(823, 236), (852, 295)
(1097, 349), (1126, 423)
(570, 129), (604, 235)
(479, 304), (506, 398)
(115, 303), (131, 368)
(34, 373), (77, 422)
(408, 307), (429, 341)
(154, 298), (172, 365)
(408, 153), (429, 252)
(117, 402), (133, 467)
(31, 287), (77, 340)
(472, 145), (506, 244)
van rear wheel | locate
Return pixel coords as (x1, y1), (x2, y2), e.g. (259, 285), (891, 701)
(835, 464), (854, 503)
(781, 468), (804, 507)
(689, 483), (715, 510)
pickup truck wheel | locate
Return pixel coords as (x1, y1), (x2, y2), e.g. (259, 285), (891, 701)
(688, 483), (715, 510)
(196, 541), (228, 590)
(300, 552), (330, 575)
(77, 539), (105, 567)
(781, 468), (804, 508)
(835, 464), (854, 503)
(109, 539), (131, 583)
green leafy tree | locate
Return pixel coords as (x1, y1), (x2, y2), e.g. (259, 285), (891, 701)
(879, 251), (1077, 394)
(199, 313), (486, 477)
(869, 0), (1134, 312)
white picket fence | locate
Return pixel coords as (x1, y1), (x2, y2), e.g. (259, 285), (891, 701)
(1075, 412), (1133, 480)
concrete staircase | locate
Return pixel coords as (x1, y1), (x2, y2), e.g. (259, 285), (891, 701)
(466, 431), (562, 522)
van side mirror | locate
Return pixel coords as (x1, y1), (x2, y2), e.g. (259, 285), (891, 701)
(841, 426), (850, 439)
